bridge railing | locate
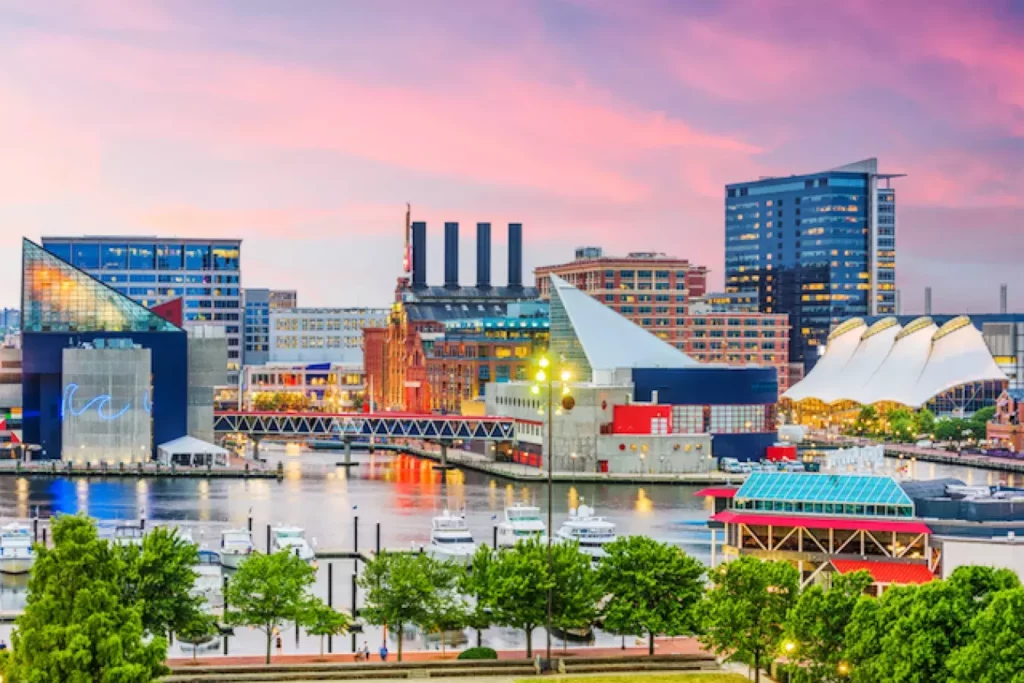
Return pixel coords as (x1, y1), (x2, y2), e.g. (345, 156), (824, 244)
(213, 410), (515, 440)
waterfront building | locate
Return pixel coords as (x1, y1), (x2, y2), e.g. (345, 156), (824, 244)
(0, 347), (22, 452)
(483, 274), (779, 470)
(243, 363), (365, 412)
(40, 236), (242, 384)
(534, 246), (708, 350)
(0, 309), (20, 332)
(987, 389), (1024, 452)
(725, 158), (902, 370)
(242, 288), (298, 367)
(367, 222), (547, 414)
(703, 472), (937, 594)
(269, 308), (388, 364)
(783, 315), (1007, 422)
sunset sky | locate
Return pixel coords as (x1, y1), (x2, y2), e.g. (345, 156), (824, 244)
(1, 0), (1021, 312)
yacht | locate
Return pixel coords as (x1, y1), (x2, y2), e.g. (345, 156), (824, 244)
(219, 528), (254, 569)
(496, 503), (547, 548)
(0, 523), (35, 574)
(271, 526), (316, 564)
(192, 548), (223, 608)
(555, 504), (617, 559)
(427, 511), (477, 564)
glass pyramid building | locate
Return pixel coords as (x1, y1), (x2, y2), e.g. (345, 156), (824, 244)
(22, 239), (180, 333)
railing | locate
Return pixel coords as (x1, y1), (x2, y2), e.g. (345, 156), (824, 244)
(213, 411), (515, 440)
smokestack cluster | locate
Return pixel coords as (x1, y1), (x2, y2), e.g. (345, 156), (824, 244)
(925, 286), (932, 316)
(1001, 284), (1008, 315)
(409, 220), (522, 290)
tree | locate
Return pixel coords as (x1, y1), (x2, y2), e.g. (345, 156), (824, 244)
(887, 408), (916, 443)
(253, 393), (275, 411)
(358, 551), (439, 662)
(303, 602), (350, 659)
(914, 408), (936, 437)
(224, 550), (318, 664)
(699, 557), (799, 683)
(420, 560), (468, 657)
(550, 542), (602, 652)
(947, 586), (1024, 683)
(783, 570), (873, 682)
(177, 612), (219, 663)
(845, 565), (1019, 683)
(486, 538), (553, 658)
(971, 406), (996, 425)
(851, 406), (878, 436)
(118, 525), (203, 638)
(8, 514), (168, 682)
(461, 545), (496, 647)
(597, 536), (704, 655)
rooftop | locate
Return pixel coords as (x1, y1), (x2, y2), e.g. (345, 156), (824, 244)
(736, 472), (914, 508)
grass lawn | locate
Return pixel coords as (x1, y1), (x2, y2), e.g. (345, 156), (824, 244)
(518, 675), (748, 683)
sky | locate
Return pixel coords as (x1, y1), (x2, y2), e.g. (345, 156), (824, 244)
(1, 0), (1022, 313)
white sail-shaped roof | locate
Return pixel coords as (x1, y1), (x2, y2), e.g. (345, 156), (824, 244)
(784, 315), (1007, 408)
(858, 317), (938, 406)
(782, 318), (866, 402)
(903, 316), (1007, 408)
(817, 318), (902, 404)
(549, 273), (699, 373)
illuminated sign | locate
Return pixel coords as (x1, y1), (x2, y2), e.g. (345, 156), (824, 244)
(61, 384), (151, 421)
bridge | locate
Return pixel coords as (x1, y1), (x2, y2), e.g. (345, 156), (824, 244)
(213, 411), (515, 441)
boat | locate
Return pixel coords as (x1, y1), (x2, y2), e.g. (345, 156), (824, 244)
(113, 523), (145, 547)
(192, 548), (223, 608)
(270, 526), (316, 564)
(554, 504), (617, 559)
(427, 510), (477, 564)
(496, 503), (547, 548)
(219, 529), (254, 569)
(0, 523), (35, 575)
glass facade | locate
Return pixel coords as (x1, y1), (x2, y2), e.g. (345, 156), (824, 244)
(733, 472), (915, 518)
(22, 240), (179, 333)
(725, 163), (899, 370)
(547, 282), (592, 381)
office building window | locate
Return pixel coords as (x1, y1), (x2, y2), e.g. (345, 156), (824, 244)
(73, 244), (101, 270)
(129, 244), (155, 270)
(212, 246), (240, 270)
(157, 244), (183, 269)
(184, 245), (210, 270)
(101, 245), (128, 270)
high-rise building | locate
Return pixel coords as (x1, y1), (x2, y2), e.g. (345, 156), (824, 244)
(724, 158), (902, 370)
(40, 237), (242, 383)
(534, 248), (708, 349)
(242, 288), (297, 367)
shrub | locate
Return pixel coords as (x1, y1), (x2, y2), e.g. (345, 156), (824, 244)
(457, 646), (498, 660)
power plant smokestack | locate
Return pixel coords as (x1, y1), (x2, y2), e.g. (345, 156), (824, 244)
(895, 289), (902, 316)
(925, 286), (932, 316)
(508, 223), (523, 290)
(476, 223), (491, 289)
(1001, 284), (1008, 315)
(444, 222), (459, 288)
(412, 221), (427, 289)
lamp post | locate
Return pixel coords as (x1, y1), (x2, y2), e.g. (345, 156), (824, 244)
(532, 356), (572, 669)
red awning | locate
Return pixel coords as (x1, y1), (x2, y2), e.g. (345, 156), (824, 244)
(693, 487), (738, 498)
(831, 559), (935, 585)
(711, 510), (931, 535)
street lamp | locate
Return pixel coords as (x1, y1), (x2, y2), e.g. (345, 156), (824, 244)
(532, 355), (573, 669)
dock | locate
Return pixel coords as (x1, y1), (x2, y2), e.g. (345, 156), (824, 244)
(0, 462), (281, 480)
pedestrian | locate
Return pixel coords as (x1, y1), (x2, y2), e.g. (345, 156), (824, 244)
(363, 641), (371, 661)
(379, 642), (388, 662)
(276, 635), (283, 656)
(0, 639), (7, 651)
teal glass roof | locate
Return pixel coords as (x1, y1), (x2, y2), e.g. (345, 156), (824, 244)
(735, 472), (913, 508)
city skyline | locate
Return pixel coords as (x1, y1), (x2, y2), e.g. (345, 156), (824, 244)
(1, 0), (1021, 313)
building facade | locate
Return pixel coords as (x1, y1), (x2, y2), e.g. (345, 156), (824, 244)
(725, 158), (901, 370)
(242, 288), (297, 367)
(269, 308), (388, 365)
(40, 237), (242, 383)
(534, 247), (708, 350)
(244, 363), (365, 412)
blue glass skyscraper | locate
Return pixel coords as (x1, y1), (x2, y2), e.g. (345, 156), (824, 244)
(724, 158), (902, 370)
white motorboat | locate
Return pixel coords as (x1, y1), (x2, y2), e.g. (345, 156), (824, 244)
(192, 548), (223, 608)
(113, 523), (145, 547)
(0, 523), (35, 574)
(219, 528), (254, 569)
(427, 510), (477, 564)
(271, 526), (316, 564)
(496, 503), (547, 548)
(555, 504), (616, 559)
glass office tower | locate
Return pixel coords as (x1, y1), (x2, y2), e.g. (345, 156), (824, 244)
(40, 237), (241, 383)
(724, 158), (902, 370)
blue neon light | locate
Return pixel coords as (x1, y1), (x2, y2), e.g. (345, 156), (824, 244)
(61, 384), (151, 421)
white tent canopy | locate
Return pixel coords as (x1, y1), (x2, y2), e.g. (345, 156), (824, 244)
(783, 315), (1007, 409)
(157, 436), (230, 468)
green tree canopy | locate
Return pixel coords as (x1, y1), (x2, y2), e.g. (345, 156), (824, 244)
(783, 570), (873, 682)
(549, 541), (602, 650)
(485, 538), (553, 658)
(596, 536), (704, 655)
(852, 406), (878, 436)
(224, 550), (318, 664)
(947, 586), (1024, 683)
(461, 545), (496, 647)
(971, 406), (996, 424)
(302, 602), (350, 659)
(8, 514), (168, 682)
(699, 556), (799, 683)
(176, 612), (219, 663)
(358, 551), (440, 661)
(419, 559), (468, 657)
(117, 525), (203, 638)
(914, 408), (936, 437)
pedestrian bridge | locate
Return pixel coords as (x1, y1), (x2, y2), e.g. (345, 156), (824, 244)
(213, 411), (515, 441)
